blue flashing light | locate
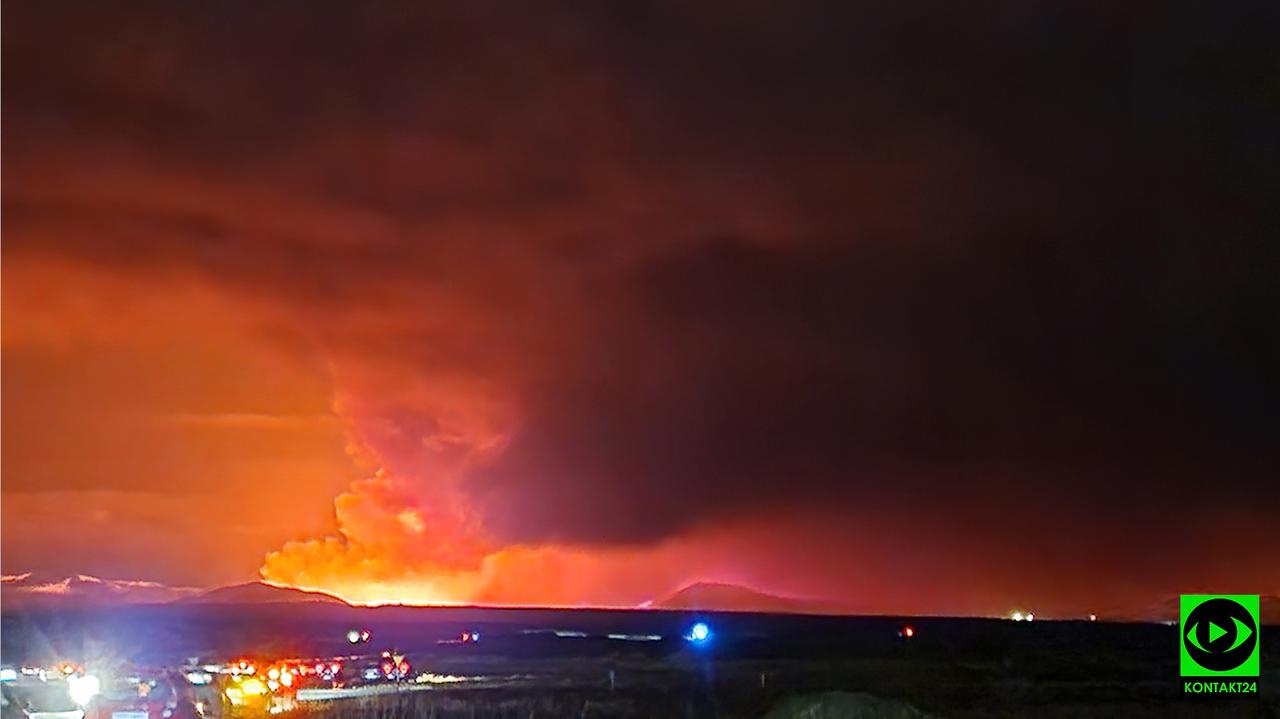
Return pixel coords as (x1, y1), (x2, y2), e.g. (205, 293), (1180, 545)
(684, 621), (712, 645)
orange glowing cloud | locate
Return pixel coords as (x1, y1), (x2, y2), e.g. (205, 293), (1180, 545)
(7, 0), (1278, 618)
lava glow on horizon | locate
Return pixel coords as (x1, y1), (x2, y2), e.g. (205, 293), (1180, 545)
(3, 1), (1277, 619)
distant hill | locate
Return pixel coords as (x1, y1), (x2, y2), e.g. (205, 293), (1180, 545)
(651, 582), (843, 615)
(1, 573), (202, 609)
(0, 575), (348, 610)
(1135, 594), (1280, 625)
(180, 581), (349, 605)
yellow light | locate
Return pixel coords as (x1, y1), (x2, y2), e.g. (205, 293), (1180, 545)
(280, 672), (293, 687)
(225, 687), (243, 705)
(267, 668), (279, 680)
(239, 678), (267, 696)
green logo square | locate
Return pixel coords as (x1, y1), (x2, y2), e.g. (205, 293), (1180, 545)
(1180, 594), (1259, 677)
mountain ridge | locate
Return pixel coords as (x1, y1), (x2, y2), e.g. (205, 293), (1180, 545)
(178, 581), (349, 605)
(1, 573), (202, 608)
(651, 581), (844, 615)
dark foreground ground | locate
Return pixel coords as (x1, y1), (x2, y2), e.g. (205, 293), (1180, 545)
(2, 604), (1276, 717)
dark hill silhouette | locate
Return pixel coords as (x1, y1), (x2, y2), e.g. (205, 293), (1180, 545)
(179, 581), (349, 605)
(652, 582), (842, 615)
(1136, 594), (1280, 625)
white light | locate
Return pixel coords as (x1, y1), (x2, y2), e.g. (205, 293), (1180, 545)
(1010, 611), (1025, 622)
(1026, 612), (1035, 622)
(1088, 614), (1097, 622)
(185, 672), (213, 685)
(67, 674), (101, 706)
(0, 668), (17, 682)
(346, 630), (361, 644)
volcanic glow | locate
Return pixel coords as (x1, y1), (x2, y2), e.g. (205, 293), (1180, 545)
(3, 1), (1277, 618)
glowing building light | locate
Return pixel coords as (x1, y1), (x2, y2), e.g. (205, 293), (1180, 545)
(346, 630), (361, 644)
(67, 675), (101, 706)
(1010, 611), (1025, 622)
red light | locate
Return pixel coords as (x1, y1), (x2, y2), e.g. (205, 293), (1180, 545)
(397, 661), (410, 675)
(902, 626), (915, 638)
(381, 661), (394, 675)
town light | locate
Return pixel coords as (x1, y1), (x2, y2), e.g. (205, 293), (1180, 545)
(67, 674), (100, 706)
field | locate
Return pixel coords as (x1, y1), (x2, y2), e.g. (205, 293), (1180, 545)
(285, 650), (1276, 718)
(2, 605), (1276, 718)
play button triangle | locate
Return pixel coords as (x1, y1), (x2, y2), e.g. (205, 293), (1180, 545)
(1208, 621), (1227, 643)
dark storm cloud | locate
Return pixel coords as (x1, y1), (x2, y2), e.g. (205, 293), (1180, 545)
(5, 0), (1278, 561)
(474, 227), (1279, 543)
(462, 2), (1280, 543)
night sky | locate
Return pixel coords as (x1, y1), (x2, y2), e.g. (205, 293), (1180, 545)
(3, 1), (1277, 616)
